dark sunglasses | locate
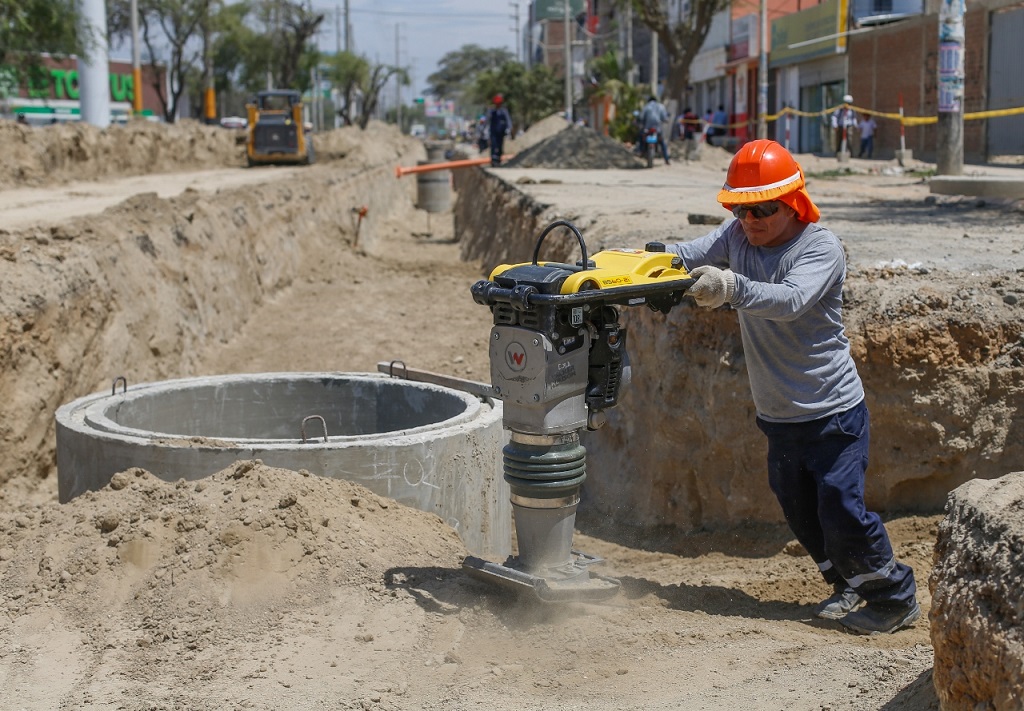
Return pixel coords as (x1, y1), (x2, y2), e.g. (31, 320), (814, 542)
(731, 201), (781, 219)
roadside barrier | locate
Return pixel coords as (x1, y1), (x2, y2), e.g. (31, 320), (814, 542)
(672, 102), (1024, 136)
(765, 102), (1024, 126)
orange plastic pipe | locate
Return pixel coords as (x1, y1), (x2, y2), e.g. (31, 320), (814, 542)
(395, 157), (491, 178)
(394, 155), (516, 178)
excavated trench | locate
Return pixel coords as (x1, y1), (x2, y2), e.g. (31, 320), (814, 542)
(1, 145), (416, 486)
(3, 133), (1021, 535)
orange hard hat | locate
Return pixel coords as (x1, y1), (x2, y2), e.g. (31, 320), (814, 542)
(717, 139), (820, 223)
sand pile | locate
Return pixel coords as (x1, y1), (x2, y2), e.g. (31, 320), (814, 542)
(503, 125), (645, 170)
(0, 119), (245, 188)
(673, 141), (736, 170)
(0, 462), (465, 645)
(506, 113), (572, 155)
(313, 120), (418, 166)
(0, 119), (417, 190)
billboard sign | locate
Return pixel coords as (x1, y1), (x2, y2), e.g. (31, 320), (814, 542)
(532, 0), (585, 21)
(770, 0), (849, 68)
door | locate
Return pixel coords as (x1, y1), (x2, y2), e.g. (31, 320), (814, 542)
(987, 7), (1024, 158)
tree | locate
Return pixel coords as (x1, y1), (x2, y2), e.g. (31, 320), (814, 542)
(618, 0), (729, 106)
(426, 44), (513, 105)
(0, 0), (83, 90)
(324, 50), (408, 130)
(471, 62), (562, 133)
(207, 1), (274, 96)
(108, 0), (211, 122)
(244, 0), (323, 92)
(269, 0), (323, 89)
(586, 47), (644, 142)
(207, 0), (261, 114)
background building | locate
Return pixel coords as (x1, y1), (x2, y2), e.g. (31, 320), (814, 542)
(1, 56), (165, 125)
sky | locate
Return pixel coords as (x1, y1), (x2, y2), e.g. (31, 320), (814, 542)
(311, 1), (520, 101)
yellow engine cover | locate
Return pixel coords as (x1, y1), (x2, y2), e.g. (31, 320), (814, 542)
(489, 248), (690, 295)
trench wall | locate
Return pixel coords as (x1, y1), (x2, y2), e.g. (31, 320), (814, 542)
(0, 138), (424, 487)
(930, 473), (1024, 709)
(455, 169), (1024, 529)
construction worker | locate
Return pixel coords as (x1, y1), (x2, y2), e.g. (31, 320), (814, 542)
(487, 94), (512, 167)
(664, 140), (920, 635)
(831, 94), (857, 156)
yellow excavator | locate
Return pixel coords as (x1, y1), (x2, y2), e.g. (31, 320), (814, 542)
(245, 89), (315, 166)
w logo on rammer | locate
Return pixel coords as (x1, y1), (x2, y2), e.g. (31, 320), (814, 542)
(505, 343), (527, 371)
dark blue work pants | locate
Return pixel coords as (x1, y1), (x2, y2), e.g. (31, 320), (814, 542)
(490, 132), (505, 166)
(756, 400), (916, 606)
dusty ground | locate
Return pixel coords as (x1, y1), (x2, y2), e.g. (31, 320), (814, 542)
(4, 119), (1022, 709)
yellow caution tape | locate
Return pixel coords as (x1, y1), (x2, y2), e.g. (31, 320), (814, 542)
(762, 102), (1024, 127)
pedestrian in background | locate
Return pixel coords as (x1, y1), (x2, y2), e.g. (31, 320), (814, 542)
(678, 106), (700, 161)
(487, 94), (512, 167)
(857, 113), (877, 159)
(475, 114), (489, 154)
(663, 139), (921, 636)
(639, 95), (670, 165)
(711, 104), (728, 142)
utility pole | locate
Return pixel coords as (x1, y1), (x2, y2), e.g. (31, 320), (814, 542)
(625, 5), (634, 86)
(129, 0), (142, 116)
(335, 4), (341, 54)
(936, 0), (965, 175)
(395, 24), (402, 130)
(310, 66), (317, 131)
(563, 0), (572, 122)
(202, 5), (216, 125)
(650, 29), (658, 97)
(344, 0), (351, 53)
(77, 0), (111, 127)
(266, 0), (276, 90)
(510, 3), (521, 63)
(757, 0), (768, 138)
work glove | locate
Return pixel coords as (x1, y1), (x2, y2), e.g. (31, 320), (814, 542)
(688, 265), (736, 309)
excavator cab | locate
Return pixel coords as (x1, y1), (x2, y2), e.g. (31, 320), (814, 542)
(245, 89), (315, 166)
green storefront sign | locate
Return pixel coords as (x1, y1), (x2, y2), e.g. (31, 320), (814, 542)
(1, 65), (137, 102)
(28, 67), (136, 101)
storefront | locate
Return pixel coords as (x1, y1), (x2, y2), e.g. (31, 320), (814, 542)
(725, 13), (760, 143)
(770, 0), (850, 154)
(688, 13), (730, 121)
(1, 56), (165, 125)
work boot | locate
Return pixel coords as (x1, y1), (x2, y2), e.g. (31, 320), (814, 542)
(840, 600), (921, 635)
(814, 584), (862, 620)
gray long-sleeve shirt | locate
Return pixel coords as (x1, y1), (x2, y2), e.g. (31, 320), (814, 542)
(640, 100), (668, 130)
(667, 219), (864, 422)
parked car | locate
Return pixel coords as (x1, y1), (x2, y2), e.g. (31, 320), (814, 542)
(220, 116), (247, 129)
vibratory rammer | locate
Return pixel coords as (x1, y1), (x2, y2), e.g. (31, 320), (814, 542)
(463, 220), (696, 602)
